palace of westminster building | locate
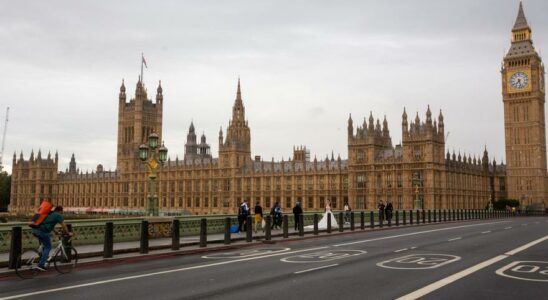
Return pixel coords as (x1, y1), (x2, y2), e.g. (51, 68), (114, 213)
(8, 3), (547, 214)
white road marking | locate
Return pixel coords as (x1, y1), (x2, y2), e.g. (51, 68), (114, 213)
(448, 237), (462, 241)
(0, 246), (329, 300)
(394, 248), (408, 253)
(396, 235), (548, 300)
(294, 264), (338, 274)
(333, 221), (509, 247)
(481, 231), (491, 234)
(522, 224), (528, 226)
(410, 247), (417, 250)
(504, 227), (512, 230)
(496, 261), (548, 282)
(377, 254), (461, 270)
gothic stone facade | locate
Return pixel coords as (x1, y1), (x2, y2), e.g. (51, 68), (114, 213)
(16, 4), (548, 214)
(8, 78), (506, 215)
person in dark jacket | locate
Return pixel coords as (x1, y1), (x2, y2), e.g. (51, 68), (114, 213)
(385, 201), (394, 223)
(378, 200), (385, 225)
(238, 200), (249, 232)
(293, 202), (303, 231)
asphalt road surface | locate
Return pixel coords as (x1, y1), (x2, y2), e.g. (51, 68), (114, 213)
(1, 217), (547, 300)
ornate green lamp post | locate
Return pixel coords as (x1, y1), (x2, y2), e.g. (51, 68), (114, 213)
(412, 172), (423, 210)
(139, 133), (168, 216)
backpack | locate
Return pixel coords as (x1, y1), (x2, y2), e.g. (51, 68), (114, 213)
(29, 201), (53, 228)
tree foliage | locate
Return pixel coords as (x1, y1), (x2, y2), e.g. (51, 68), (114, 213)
(0, 171), (11, 212)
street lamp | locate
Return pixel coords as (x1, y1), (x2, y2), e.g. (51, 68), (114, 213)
(412, 172), (423, 210)
(139, 133), (168, 216)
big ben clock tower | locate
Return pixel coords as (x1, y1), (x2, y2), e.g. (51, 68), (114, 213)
(502, 2), (547, 206)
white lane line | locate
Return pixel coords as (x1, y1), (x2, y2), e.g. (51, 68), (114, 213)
(333, 221), (509, 247)
(394, 248), (408, 253)
(504, 227), (512, 230)
(294, 264), (338, 274)
(448, 237), (462, 241)
(410, 246), (417, 250)
(0, 246), (329, 300)
(396, 235), (548, 300)
(522, 224), (528, 226)
(481, 231), (491, 234)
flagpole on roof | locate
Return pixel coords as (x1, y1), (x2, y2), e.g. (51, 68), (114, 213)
(141, 52), (144, 83)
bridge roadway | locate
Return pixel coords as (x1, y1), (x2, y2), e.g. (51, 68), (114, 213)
(0, 217), (547, 299)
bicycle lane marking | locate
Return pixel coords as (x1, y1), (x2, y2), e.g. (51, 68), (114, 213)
(396, 234), (548, 300)
(0, 246), (329, 300)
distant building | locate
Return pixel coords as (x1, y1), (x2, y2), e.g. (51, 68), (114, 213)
(11, 3), (546, 214)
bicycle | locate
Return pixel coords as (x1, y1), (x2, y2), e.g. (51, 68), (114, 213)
(15, 231), (78, 279)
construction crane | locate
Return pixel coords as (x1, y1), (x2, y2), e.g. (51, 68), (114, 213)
(0, 107), (9, 172)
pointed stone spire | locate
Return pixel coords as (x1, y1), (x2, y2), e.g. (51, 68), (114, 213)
(513, 1), (529, 31)
(156, 80), (163, 103)
(368, 111), (374, 131)
(426, 105), (432, 124)
(30, 150), (34, 161)
(348, 113), (353, 137)
(402, 107), (408, 133)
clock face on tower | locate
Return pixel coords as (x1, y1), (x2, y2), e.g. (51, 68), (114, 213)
(510, 72), (529, 89)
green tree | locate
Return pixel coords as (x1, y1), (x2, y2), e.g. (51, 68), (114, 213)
(0, 171), (11, 212)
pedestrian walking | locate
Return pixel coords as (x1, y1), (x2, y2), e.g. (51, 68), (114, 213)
(385, 201), (393, 223)
(271, 202), (282, 229)
(238, 200), (249, 232)
(254, 202), (264, 233)
(293, 201), (303, 231)
(378, 200), (385, 225)
(344, 201), (351, 224)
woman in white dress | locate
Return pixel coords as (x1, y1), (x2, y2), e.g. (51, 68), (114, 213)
(317, 200), (338, 229)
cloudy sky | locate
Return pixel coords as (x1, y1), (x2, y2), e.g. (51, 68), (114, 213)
(1, 0), (547, 174)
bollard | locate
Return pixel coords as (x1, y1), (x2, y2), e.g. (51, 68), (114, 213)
(422, 210), (426, 224)
(396, 210), (399, 226)
(283, 215), (289, 238)
(64, 223), (73, 260)
(200, 218), (208, 247)
(350, 212), (355, 231)
(140, 220), (149, 254)
(410, 210), (413, 225)
(370, 211), (374, 229)
(416, 210), (421, 224)
(265, 216), (272, 241)
(339, 212), (344, 232)
(360, 212), (365, 230)
(246, 216), (253, 243)
(198, 219), (208, 247)
(428, 210), (431, 223)
(171, 219), (180, 251)
(403, 210), (407, 226)
(452, 210), (456, 221)
(299, 214), (304, 237)
(443, 209), (447, 222)
(313, 214), (319, 235)
(433, 210), (436, 223)
(388, 212), (392, 227)
(8, 226), (22, 269)
(224, 217), (231, 245)
(104, 222), (114, 258)
(327, 213), (332, 233)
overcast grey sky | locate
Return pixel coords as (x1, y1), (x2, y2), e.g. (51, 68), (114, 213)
(1, 0), (547, 174)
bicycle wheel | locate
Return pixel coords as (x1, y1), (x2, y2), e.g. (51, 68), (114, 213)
(15, 250), (40, 279)
(53, 247), (78, 274)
